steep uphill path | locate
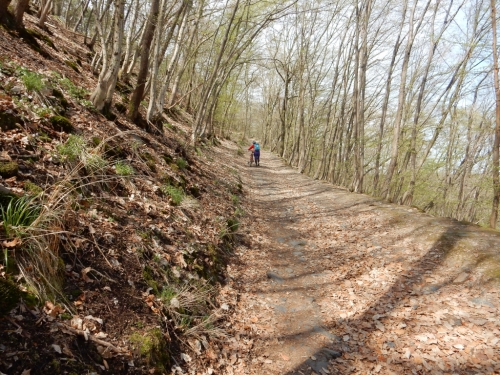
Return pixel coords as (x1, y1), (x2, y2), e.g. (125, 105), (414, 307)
(226, 143), (500, 375)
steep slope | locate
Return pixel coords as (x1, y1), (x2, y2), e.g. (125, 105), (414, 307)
(0, 15), (246, 375)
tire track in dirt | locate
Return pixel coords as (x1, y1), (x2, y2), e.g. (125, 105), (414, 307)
(228, 144), (500, 375)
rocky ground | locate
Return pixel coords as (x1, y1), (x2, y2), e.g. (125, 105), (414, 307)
(226, 144), (500, 375)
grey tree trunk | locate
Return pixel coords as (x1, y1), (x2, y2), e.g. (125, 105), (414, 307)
(490, 0), (500, 228)
(90, 0), (124, 113)
(38, 0), (53, 28)
(128, 0), (160, 122)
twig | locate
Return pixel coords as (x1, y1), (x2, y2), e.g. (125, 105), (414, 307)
(55, 322), (128, 354)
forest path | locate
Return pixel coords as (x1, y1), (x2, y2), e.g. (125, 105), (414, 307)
(225, 142), (500, 375)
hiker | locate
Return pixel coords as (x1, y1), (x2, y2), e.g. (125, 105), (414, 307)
(248, 141), (260, 166)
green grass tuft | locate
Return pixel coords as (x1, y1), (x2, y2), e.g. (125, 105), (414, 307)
(161, 184), (184, 205)
(56, 134), (86, 161)
(176, 157), (188, 170)
(19, 69), (45, 92)
(115, 161), (134, 176)
(1, 196), (41, 238)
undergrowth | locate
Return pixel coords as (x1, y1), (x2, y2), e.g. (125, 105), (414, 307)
(161, 184), (184, 205)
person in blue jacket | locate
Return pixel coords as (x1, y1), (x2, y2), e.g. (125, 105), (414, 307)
(248, 141), (261, 166)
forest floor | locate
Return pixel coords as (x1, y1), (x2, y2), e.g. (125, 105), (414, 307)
(224, 142), (500, 375)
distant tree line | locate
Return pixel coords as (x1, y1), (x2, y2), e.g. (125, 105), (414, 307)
(2, 0), (500, 228)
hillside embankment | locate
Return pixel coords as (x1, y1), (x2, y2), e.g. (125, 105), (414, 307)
(0, 14), (250, 375)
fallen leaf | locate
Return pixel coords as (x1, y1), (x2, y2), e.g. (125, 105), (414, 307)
(3, 237), (21, 248)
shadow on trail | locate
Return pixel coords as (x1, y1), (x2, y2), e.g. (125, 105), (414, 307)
(275, 224), (492, 375)
(242, 153), (497, 374)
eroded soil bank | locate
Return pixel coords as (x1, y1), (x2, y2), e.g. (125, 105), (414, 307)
(227, 142), (500, 375)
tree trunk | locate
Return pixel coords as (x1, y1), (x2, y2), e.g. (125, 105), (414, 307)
(12, 0), (29, 27)
(383, 0), (431, 201)
(490, 0), (500, 228)
(90, 0), (124, 112)
(73, 0), (91, 32)
(38, 0), (52, 28)
(0, 0), (11, 23)
(127, 0), (160, 122)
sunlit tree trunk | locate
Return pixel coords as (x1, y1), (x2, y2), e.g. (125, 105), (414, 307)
(38, 0), (53, 28)
(90, 0), (124, 113)
(490, 0), (500, 228)
(127, 0), (160, 122)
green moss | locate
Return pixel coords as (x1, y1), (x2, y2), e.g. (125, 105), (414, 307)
(143, 266), (159, 293)
(52, 88), (69, 108)
(60, 312), (72, 320)
(231, 195), (239, 205)
(49, 359), (61, 371)
(161, 184), (184, 206)
(115, 161), (134, 176)
(226, 217), (239, 233)
(64, 60), (80, 73)
(129, 328), (169, 368)
(59, 78), (87, 100)
(91, 137), (101, 147)
(140, 152), (157, 173)
(49, 115), (74, 133)
(24, 181), (43, 195)
(162, 154), (173, 164)
(20, 29), (51, 58)
(25, 28), (56, 50)
(176, 157), (188, 170)
(0, 161), (18, 178)
(38, 132), (52, 142)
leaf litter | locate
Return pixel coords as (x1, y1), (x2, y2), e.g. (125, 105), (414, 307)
(226, 145), (500, 375)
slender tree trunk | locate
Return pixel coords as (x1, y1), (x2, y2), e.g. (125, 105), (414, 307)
(73, 0), (90, 32)
(90, 0), (124, 112)
(155, 3), (190, 115)
(127, 0), (160, 122)
(192, 0), (240, 144)
(490, 0), (500, 228)
(38, 0), (52, 28)
(373, 4), (407, 195)
(383, 0), (431, 201)
(147, 0), (186, 122)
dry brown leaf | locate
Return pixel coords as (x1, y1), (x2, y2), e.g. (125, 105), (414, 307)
(2, 237), (21, 248)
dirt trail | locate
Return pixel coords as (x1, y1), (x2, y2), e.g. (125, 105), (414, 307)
(228, 144), (500, 375)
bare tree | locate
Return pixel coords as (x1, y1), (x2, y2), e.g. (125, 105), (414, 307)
(127, 0), (160, 122)
(38, 0), (53, 28)
(89, 0), (125, 113)
(490, 0), (500, 228)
